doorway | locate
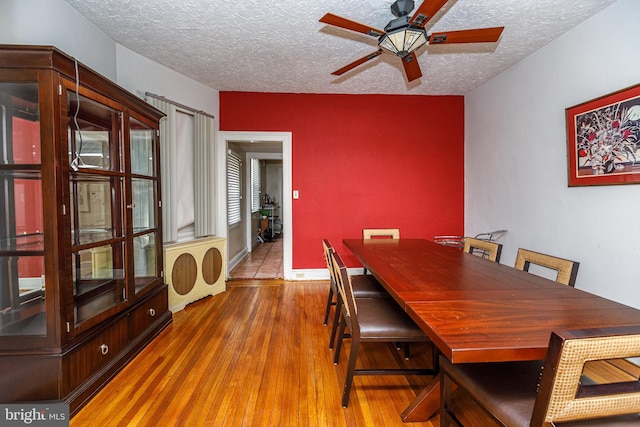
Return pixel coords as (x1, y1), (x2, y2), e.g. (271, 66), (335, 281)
(217, 131), (292, 280)
(229, 236), (283, 279)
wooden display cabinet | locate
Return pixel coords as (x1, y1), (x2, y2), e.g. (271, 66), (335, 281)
(0, 45), (172, 414)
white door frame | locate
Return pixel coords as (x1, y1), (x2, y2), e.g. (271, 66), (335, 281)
(216, 131), (293, 280)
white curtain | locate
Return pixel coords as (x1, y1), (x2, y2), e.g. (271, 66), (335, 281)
(146, 96), (178, 242)
(175, 111), (195, 233)
(194, 113), (215, 237)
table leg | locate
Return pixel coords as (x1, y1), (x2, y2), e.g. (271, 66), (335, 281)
(401, 371), (442, 422)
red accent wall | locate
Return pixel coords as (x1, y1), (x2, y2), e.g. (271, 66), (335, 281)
(13, 117), (44, 277)
(220, 92), (464, 269)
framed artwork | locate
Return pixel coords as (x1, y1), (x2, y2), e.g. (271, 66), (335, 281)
(566, 83), (640, 186)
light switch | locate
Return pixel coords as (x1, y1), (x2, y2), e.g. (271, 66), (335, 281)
(293, 190), (299, 199)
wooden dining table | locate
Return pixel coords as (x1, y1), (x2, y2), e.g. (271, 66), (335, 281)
(343, 238), (640, 422)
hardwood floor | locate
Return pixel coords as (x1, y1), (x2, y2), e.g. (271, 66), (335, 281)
(71, 280), (496, 426)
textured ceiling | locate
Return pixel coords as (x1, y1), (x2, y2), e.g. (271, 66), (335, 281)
(63, 0), (617, 95)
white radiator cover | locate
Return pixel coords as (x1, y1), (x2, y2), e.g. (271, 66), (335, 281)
(163, 236), (226, 313)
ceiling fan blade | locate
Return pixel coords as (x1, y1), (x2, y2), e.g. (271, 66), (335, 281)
(402, 52), (422, 82)
(429, 27), (505, 44)
(331, 50), (383, 76)
(410, 0), (449, 28)
(320, 13), (385, 37)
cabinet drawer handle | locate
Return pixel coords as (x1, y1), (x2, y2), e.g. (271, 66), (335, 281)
(100, 344), (109, 355)
(149, 308), (156, 317)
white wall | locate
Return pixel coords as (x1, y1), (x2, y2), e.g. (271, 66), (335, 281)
(116, 45), (219, 118)
(465, 0), (640, 307)
(0, 0), (116, 79)
(0, 0), (219, 119)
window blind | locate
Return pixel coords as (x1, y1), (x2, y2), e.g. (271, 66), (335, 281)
(251, 158), (261, 213)
(228, 151), (242, 225)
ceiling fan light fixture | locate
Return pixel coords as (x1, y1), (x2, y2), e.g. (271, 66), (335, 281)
(320, 0), (503, 82)
(379, 26), (427, 57)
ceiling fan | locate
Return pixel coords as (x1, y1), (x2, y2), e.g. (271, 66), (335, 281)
(319, 0), (504, 82)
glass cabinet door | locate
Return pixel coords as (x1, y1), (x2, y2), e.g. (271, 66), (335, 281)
(62, 83), (163, 333)
(66, 87), (126, 332)
(129, 115), (160, 295)
(0, 81), (46, 338)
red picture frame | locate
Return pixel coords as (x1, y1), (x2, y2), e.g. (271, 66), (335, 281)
(566, 83), (640, 186)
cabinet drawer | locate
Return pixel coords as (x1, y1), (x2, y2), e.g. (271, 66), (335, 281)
(130, 289), (168, 338)
(66, 318), (128, 391)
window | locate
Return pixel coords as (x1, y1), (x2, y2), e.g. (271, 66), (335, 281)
(227, 151), (242, 225)
(251, 158), (261, 213)
(145, 94), (215, 242)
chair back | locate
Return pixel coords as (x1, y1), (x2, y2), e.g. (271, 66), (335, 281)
(330, 250), (358, 335)
(322, 239), (336, 283)
(514, 248), (579, 287)
(362, 228), (400, 239)
(473, 229), (507, 242)
(531, 326), (640, 426)
(463, 237), (503, 262)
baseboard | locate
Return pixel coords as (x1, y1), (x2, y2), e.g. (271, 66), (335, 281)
(228, 248), (249, 273)
(288, 267), (365, 281)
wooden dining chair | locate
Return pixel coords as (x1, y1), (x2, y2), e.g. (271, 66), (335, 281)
(361, 228), (400, 274)
(440, 325), (640, 427)
(514, 248), (580, 287)
(362, 228), (400, 240)
(463, 237), (503, 262)
(330, 250), (438, 408)
(322, 239), (387, 350)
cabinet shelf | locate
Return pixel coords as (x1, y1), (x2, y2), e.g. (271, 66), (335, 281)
(0, 165), (41, 172)
(74, 279), (120, 302)
(134, 277), (160, 294)
(0, 236), (44, 251)
(75, 289), (122, 325)
(71, 230), (118, 246)
(0, 300), (46, 336)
